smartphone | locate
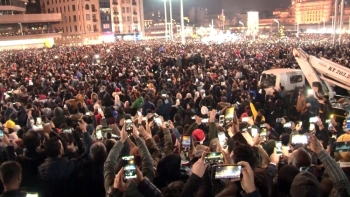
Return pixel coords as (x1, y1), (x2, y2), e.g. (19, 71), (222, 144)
(137, 111), (141, 116)
(102, 127), (112, 133)
(202, 118), (209, 123)
(309, 124), (315, 131)
(98, 107), (102, 113)
(218, 132), (227, 148)
(283, 122), (292, 128)
(260, 129), (267, 141)
(275, 141), (282, 155)
(36, 117), (42, 125)
(154, 117), (162, 126)
(260, 124), (266, 128)
(85, 112), (90, 116)
(125, 119), (133, 132)
(96, 129), (103, 139)
(181, 135), (191, 150)
(219, 115), (224, 126)
(64, 104), (67, 109)
(212, 165), (242, 180)
(0, 130), (3, 137)
(122, 155), (137, 179)
(325, 119), (331, 124)
(299, 166), (311, 172)
(63, 128), (72, 134)
(221, 82), (225, 86)
(291, 134), (310, 145)
(276, 118), (283, 123)
(298, 121), (302, 127)
(242, 117), (249, 122)
(26, 193), (39, 197)
(224, 107), (234, 123)
(251, 127), (258, 138)
(334, 142), (350, 152)
(309, 117), (318, 123)
(345, 117), (350, 131)
(205, 152), (224, 164)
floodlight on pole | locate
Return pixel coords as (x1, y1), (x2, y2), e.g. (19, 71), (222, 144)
(180, 0), (185, 44)
(163, 0), (168, 40)
(169, 0), (173, 40)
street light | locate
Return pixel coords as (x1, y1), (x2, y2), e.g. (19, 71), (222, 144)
(169, 0), (173, 40)
(163, 0), (168, 40)
(322, 18), (325, 29)
(180, 0), (185, 44)
(239, 21), (244, 27)
(273, 19), (280, 30)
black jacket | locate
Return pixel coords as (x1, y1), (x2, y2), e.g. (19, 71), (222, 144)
(0, 189), (27, 197)
(37, 132), (92, 197)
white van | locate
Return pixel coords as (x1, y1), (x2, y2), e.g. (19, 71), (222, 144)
(259, 69), (305, 94)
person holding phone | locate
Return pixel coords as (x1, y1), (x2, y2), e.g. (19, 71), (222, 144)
(37, 119), (92, 197)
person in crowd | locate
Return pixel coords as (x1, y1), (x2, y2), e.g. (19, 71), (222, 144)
(0, 35), (349, 197)
(0, 161), (26, 197)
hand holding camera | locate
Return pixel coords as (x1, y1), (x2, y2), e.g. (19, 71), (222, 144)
(237, 161), (256, 194)
(191, 151), (209, 178)
(113, 168), (130, 192)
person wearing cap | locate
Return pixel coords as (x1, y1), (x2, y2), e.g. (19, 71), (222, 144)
(192, 129), (206, 146)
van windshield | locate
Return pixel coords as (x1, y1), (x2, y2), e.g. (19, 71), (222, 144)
(261, 74), (276, 88)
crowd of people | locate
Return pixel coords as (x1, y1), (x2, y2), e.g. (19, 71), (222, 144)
(0, 26), (62, 37)
(0, 33), (349, 197)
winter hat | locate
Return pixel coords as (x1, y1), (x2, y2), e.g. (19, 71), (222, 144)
(290, 171), (321, 197)
(192, 129), (205, 142)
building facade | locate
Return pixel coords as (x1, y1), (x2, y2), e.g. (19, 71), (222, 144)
(99, 0), (113, 32)
(0, 0), (62, 49)
(110, 0), (144, 35)
(44, 0), (102, 45)
(292, 0), (333, 24)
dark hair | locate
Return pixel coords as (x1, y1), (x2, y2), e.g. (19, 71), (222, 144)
(44, 137), (62, 158)
(0, 161), (22, 185)
(232, 143), (257, 169)
(163, 181), (184, 197)
(104, 139), (116, 154)
(23, 130), (41, 150)
(90, 142), (107, 163)
(174, 114), (181, 122)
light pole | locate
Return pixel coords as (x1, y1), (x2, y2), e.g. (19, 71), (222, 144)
(273, 19), (279, 31)
(163, 0), (168, 40)
(169, 0), (173, 40)
(339, 0), (344, 44)
(333, 0), (339, 45)
(322, 18), (325, 29)
(180, 0), (185, 44)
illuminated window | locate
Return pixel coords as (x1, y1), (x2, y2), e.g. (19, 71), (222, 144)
(103, 24), (110, 29)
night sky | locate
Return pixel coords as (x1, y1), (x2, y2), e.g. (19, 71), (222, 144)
(143, 0), (291, 15)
